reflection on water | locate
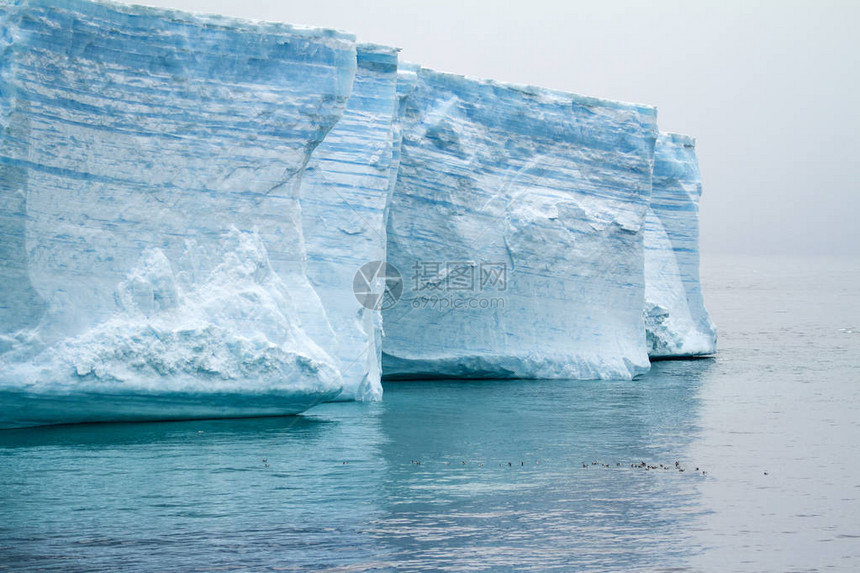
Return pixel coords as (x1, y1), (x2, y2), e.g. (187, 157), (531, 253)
(0, 406), (390, 570)
(370, 364), (713, 571)
(1, 255), (858, 571)
(0, 361), (711, 571)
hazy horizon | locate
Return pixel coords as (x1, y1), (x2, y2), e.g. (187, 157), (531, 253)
(113, 0), (859, 256)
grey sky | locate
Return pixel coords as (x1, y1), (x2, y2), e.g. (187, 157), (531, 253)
(115, 0), (859, 255)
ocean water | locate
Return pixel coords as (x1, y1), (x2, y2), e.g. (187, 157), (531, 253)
(0, 254), (858, 571)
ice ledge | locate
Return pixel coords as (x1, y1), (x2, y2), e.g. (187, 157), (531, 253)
(400, 63), (658, 117)
(382, 353), (650, 382)
(661, 132), (696, 147)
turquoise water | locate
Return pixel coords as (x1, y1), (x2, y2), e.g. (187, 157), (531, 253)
(1, 255), (858, 571)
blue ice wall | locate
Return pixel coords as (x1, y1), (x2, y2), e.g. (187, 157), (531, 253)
(644, 133), (717, 356)
(300, 44), (400, 401)
(0, 0), (716, 428)
(0, 0), (357, 427)
(381, 67), (658, 380)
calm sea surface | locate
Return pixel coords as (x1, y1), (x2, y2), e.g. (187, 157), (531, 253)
(1, 255), (858, 571)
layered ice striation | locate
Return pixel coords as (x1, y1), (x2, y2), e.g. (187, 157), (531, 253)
(382, 67), (658, 380)
(0, 0), (357, 427)
(300, 44), (399, 402)
(0, 0), (716, 427)
(644, 133), (717, 357)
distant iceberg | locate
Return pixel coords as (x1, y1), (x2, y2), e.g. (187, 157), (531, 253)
(0, 0), (715, 428)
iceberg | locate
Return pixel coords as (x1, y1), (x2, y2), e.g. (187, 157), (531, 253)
(381, 67), (658, 380)
(0, 0), (356, 427)
(0, 0), (716, 428)
(644, 133), (717, 357)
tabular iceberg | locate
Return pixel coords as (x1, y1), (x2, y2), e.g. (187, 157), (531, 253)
(381, 67), (658, 380)
(644, 133), (717, 357)
(0, 0), (357, 427)
(0, 0), (716, 428)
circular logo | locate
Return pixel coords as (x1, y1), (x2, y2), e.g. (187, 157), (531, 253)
(353, 261), (403, 311)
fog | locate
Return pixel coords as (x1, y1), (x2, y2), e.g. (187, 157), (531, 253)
(114, 0), (859, 255)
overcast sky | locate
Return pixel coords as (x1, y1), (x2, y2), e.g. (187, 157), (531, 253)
(115, 0), (859, 256)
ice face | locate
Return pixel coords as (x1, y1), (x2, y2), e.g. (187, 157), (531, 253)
(381, 67), (658, 380)
(0, 1), (717, 427)
(300, 44), (400, 402)
(644, 133), (717, 357)
(0, 0), (355, 427)
(0, 230), (344, 428)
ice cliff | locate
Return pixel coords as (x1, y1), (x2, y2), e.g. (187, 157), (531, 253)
(0, 0), (355, 426)
(382, 67), (658, 380)
(0, 0), (715, 428)
(644, 133), (717, 357)
(300, 44), (399, 402)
